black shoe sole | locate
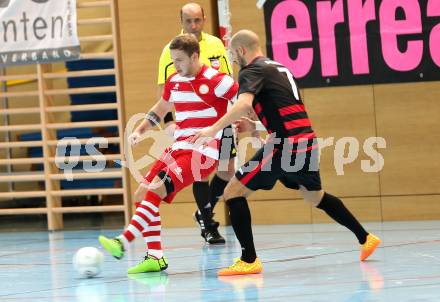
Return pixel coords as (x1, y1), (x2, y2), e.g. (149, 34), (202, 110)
(207, 239), (226, 244)
(206, 234), (226, 244)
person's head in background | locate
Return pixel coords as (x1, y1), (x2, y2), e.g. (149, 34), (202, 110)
(180, 2), (206, 41)
(169, 34), (201, 77)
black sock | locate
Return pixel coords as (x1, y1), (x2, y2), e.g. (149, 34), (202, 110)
(317, 192), (369, 244)
(226, 197), (257, 263)
(209, 174), (229, 209)
(192, 181), (212, 226)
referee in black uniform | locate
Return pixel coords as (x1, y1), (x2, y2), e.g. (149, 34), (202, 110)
(192, 29), (381, 276)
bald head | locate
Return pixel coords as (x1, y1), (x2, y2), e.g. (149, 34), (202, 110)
(230, 30), (261, 52)
(230, 30), (263, 68)
(180, 3), (205, 20)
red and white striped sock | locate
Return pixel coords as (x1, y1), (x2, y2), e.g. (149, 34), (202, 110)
(119, 191), (162, 253)
(142, 219), (163, 259)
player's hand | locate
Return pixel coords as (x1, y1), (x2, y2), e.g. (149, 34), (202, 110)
(190, 127), (216, 145)
(128, 131), (141, 146)
(235, 117), (257, 133)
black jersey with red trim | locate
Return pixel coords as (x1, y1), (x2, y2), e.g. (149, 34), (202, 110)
(238, 56), (317, 151)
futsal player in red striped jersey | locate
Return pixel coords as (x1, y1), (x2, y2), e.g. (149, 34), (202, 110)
(99, 34), (238, 274)
(192, 30), (381, 276)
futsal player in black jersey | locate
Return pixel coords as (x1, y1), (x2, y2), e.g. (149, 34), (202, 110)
(192, 29), (381, 276)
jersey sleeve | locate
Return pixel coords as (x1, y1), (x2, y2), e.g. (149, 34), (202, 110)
(238, 66), (264, 96)
(162, 77), (173, 101)
(157, 44), (176, 85)
(214, 74), (238, 101)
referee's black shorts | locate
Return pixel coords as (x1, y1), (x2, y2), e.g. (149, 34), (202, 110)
(218, 125), (237, 161)
(235, 144), (322, 192)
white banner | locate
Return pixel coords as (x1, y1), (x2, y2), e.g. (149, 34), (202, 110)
(0, 0), (80, 67)
(217, 0), (231, 48)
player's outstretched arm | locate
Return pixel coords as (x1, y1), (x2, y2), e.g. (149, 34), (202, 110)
(190, 92), (254, 143)
(129, 98), (174, 145)
(235, 116), (256, 133)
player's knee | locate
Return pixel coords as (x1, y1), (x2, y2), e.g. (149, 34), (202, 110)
(223, 178), (244, 200)
(303, 197), (321, 207)
(134, 184), (148, 202)
(216, 170), (233, 182)
(299, 187), (324, 207)
(223, 181), (235, 200)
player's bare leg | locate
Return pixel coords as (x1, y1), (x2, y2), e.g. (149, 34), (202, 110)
(134, 182), (149, 207)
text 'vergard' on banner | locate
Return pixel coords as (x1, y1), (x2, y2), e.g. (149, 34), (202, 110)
(0, 0), (80, 67)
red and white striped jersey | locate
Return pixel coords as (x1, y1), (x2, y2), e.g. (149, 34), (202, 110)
(162, 64), (238, 160)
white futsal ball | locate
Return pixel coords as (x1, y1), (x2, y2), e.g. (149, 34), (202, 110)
(73, 247), (104, 278)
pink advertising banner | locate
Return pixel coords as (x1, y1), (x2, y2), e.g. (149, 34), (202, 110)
(263, 0), (440, 87)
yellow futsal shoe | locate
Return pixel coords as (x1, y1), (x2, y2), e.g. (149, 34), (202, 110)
(218, 257), (263, 276)
(127, 254), (168, 274)
(98, 235), (124, 259)
(360, 233), (381, 261)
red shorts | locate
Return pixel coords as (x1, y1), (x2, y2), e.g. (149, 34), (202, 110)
(143, 148), (217, 203)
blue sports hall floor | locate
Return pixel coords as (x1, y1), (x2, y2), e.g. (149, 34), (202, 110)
(1, 220), (439, 301)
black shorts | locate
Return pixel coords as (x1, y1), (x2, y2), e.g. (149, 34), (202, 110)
(235, 144), (322, 191)
(218, 125), (237, 160)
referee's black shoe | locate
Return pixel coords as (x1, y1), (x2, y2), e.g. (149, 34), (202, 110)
(204, 222), (226, 244)
(193, 210), (206, 237)
(193, 211), (225, 244)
